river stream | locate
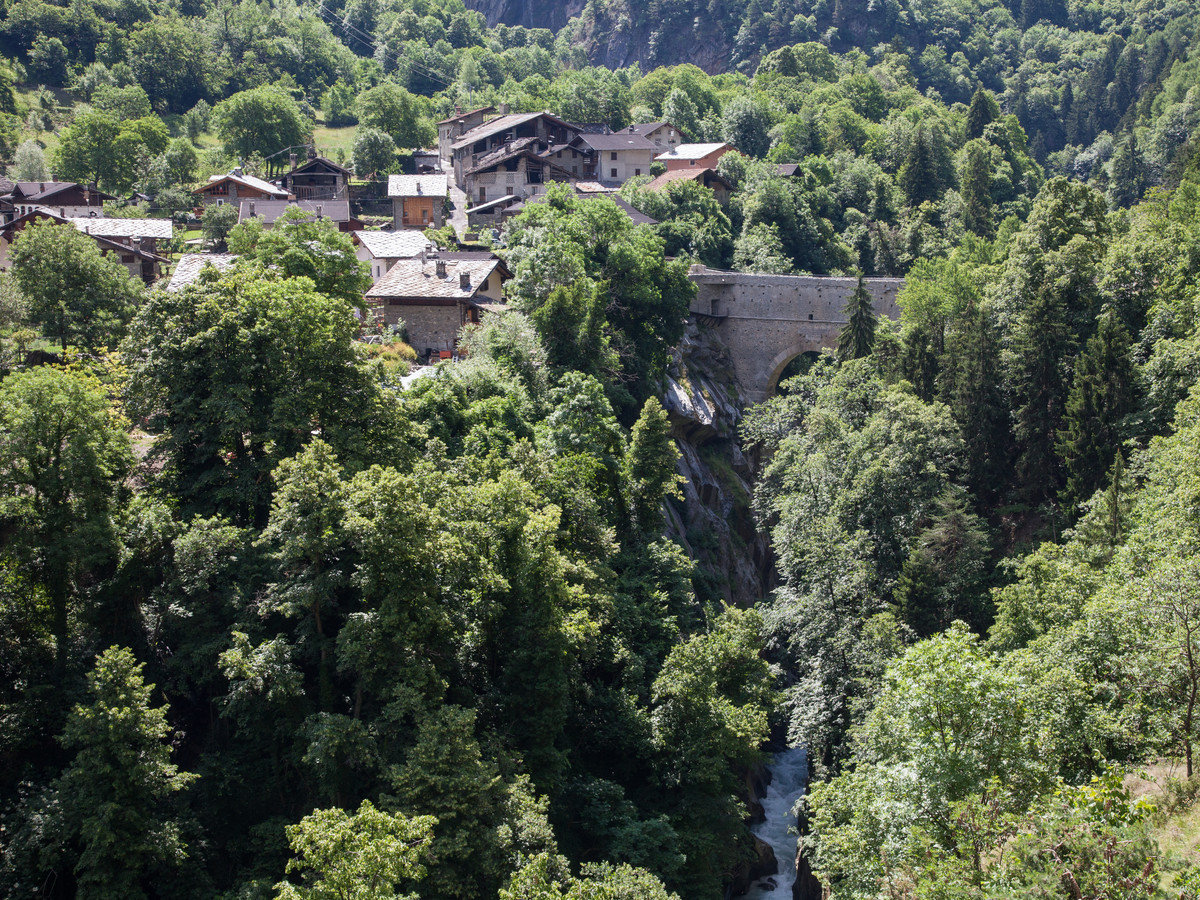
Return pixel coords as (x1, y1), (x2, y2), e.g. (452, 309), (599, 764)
(743, 746), (809, 899)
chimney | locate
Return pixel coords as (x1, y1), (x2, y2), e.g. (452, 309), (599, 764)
(498, 103), (510, 115)
(307, 144), (317, 161)
(417, 182), (423, 195)
(249, 201), (255, 217)
(289, 152), (297, 170)
(316, 204), (323, 219)
(459, 271), (471, 290)
(455, 104), (462, 115)
(435, 259), (447, 278)
(418, 246), (427, 264)
(49, 172), (56, 183)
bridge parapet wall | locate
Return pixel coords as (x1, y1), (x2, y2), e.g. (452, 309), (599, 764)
(686, 266), (905, 403)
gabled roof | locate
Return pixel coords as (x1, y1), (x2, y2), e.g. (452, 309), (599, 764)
(654, 142), (733, 162)
(196, 171), (289, 198)
(238, 199), (351, 224)
(387, 174), (448, 199)
(354, 230), (431, 259)
(287, 156), (352, 177)
(69, 217), (173, 239)
(450, 112), (575, 151)
(365, 256), (504, 301)
(437, 105), (495, 126)
(625, 121), (679, 135)
(776, 163), (801, 177)
(165, 254), (238, 291)
(466, 138), (542, 175)
(573, 182), (619, 194)
(7, 181), (117, 203)
(571, 132), (657, 153)
(1, 209), (167, 261)
(643, 167), (734, 193)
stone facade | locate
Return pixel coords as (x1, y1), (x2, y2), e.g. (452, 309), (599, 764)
(688, 266), (904, 402)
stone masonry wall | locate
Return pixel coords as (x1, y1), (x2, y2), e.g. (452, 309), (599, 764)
(687, 267), (904, 402)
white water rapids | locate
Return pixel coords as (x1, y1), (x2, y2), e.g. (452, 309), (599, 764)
(743, 746), (809, 899)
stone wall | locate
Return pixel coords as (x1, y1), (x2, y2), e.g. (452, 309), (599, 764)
(687, 267), (904, 402)
(377, 302), (463, 354)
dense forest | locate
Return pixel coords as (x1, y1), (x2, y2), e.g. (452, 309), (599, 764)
(1, 0), (1200, 897)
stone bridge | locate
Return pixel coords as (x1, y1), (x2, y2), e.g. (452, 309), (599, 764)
(686, 266), (904, 403)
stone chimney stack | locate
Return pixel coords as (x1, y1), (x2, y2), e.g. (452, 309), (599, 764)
(289, 152), (297, 170)
(459, 271), (471, 290)
(435, 259), (447, 278)
(498, 103), (510, 115)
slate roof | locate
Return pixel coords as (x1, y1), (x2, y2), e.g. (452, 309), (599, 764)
(642, 167), (734, 193)
(197, 172), (289, 198)
(7, 181), (117, 203)
(654, 142), (732, 162)
(625, 121), (671, 135)
(287, 156), (352, 176)
(365, 257), (502, 300)
(354, 230), (431, 259)
(387, 174), (449, 198)
(165, 254), (238, 291)
(69, 217), (173, 239)
(238, 199), (352, 224)
(467, 194), (520, 215)
(465, 139), (543, 175)
(437, 105), (495, 126)
(450, 112), (574, 151)
(572, 132), (657, 153)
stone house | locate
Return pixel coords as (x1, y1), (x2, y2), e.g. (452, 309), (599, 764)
(1, 181), (117, 223)
(364, 253), (509, 358)
(437, 105), (496, 163)
(565, 132), (657, 186)
(623, 122), (685, 155)
(353, 230), (432, 283)
(450, 110), (579, 189)
(462, 140), (575, 205)
(0, 210), (169, 282)
(193, 169), (289, 207)
(655, 142), (734, 172)
(387, 175), (448, 229)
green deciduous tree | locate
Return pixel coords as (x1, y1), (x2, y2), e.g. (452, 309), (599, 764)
(52, 646), (197, 897)
(352, 126), (397, 177)
(355, 82), (433, 149)
(124, 271), (410, 524)
(54, 109), (170, 193)
(0, 367), (132, 669)
(11, 220), (144, 350)
(274, 799), (435, 900)
(214, 86), (313, 165)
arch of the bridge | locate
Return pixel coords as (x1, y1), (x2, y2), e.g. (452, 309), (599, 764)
(763, 337), (833, 397)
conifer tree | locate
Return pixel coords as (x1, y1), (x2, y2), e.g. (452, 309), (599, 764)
(961, 141), (995, 238)
(1011, 284), (1075, 504)
(838, 277), (877, 362)
(965, 88), (1000, 140)
(1056, 313), (1135, 511)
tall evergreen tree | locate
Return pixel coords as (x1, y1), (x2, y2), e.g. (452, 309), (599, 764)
(965, 88), (1000, 140)
(838, 277), (878, 361)
(961, 141), (995, 238)
(1056, 313), (1136, 510)
(1011, 283), (1076, 504)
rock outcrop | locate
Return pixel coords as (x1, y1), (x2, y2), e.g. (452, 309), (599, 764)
(463, 0), (585, 32)
(662, 319), (774, 608)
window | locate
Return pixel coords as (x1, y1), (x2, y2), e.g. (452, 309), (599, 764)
(689, 159), (696, 166)
(610, 168), (617, 178)
(610, 152), (617, 161)
(479, 187), (486, 202)
(635, 169), (641, 176)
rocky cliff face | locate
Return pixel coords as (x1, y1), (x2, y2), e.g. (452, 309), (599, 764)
(464, 0), (734, 73)
(462, 0), (586, 32)
(662, 318), (775, 608)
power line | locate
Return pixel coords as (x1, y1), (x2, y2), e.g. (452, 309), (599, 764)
(311, 3), (457, 91)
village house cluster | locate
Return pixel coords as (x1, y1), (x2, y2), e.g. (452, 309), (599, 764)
(0, 113), (739, 364)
